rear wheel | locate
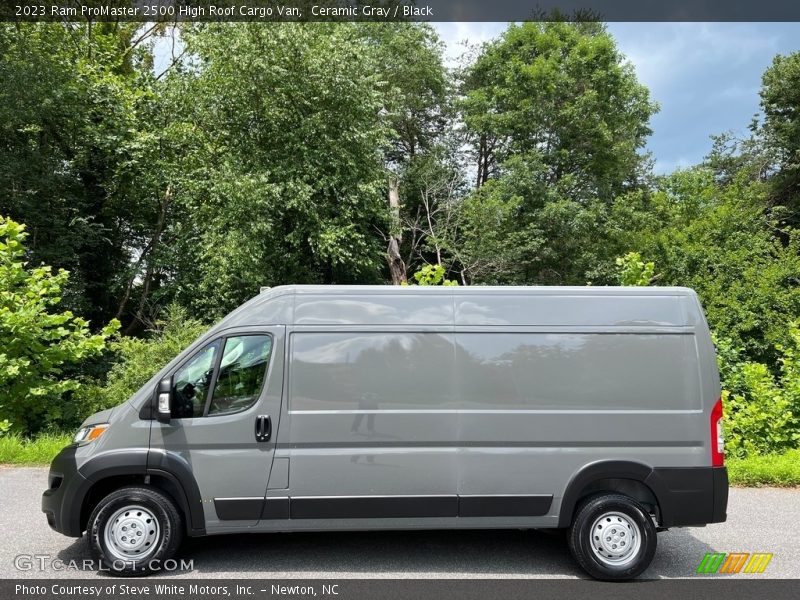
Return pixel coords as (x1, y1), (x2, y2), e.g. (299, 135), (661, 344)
(568, 493), (657, 580)
(87, 486), (183, 576)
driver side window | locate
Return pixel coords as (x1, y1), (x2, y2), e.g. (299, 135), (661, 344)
(170, 334), (272, 419)
(171, 341), (220, 418)
(208, 335), (272, 416)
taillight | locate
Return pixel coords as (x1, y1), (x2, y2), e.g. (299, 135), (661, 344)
(711, 397), (725, 467)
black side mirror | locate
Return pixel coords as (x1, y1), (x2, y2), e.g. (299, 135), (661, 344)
(156, 377), (172, 424)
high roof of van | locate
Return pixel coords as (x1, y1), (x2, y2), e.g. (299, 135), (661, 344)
(213, 285), (705, 329)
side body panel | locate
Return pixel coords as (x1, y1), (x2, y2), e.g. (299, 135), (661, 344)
(244, 287), (720, 532)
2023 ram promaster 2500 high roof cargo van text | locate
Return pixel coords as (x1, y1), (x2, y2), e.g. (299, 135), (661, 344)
(42, 286), (728, 580)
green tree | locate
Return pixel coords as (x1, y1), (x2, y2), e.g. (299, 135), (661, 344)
(0, 22), (173, 330)
(609, 167), (800, 366)
(462, 22), (656, 198)
(76, 304), (207, 416)
(362, 23), (449, 165)
(164, 23), (392, 317)
(360, 23), (452, 284)
(0, 216), (119, 434)
(458, 22), (657, 284)
(760, 52), (800, 214)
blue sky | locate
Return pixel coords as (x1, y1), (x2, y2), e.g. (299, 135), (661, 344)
(435, 22), (800, 173)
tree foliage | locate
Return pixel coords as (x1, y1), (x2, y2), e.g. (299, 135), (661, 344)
(2, 23), (800, 455)
(715, 333), (800, 457)
(404, 264), (458, 286)
(167, 24), (391, 318)
(75, 305), (207, 417)
(760, 52), (800, 214)
(0, 23), (161, 328)
(0, 216), (118, 434)
(615, 252), (655, 286)
(454, 22), (657, 285)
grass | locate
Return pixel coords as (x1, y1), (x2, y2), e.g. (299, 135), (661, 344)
(727, 449), (800, 487)
(1, 434), (799, 488)
(0, 433), (72, 465)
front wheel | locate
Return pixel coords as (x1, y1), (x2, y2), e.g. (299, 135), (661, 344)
(568, 493), (657, 580)
(87, 486), (184, 576)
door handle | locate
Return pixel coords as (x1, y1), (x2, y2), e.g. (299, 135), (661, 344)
(255, 415), (271, 442)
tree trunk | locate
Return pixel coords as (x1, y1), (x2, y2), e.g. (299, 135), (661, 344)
(476, 134), (486, 188)
(124, 184), (172, 333)
(387, 176), (407, 285)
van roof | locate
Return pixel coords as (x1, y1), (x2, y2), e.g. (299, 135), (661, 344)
(214, 285), (703, 329)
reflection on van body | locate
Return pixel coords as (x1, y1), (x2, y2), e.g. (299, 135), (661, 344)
(290, 332), (698, 412)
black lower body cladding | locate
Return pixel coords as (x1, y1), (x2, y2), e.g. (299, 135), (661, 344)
(647, 466), (728, 527)
(42, 445), (206, 538)
(41, 445), (86, 537)
(712, 467), (729, 523)
(214, 494), (554, 520)
(558, 461), (728, 529)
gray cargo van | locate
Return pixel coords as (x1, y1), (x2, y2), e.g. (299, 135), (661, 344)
(42, 285), (727, 580)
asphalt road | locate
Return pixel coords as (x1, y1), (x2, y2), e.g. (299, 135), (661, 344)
(1, 466), (797, 579)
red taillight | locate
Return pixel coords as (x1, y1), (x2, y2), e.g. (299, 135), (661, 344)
(711, 397), (725, 467)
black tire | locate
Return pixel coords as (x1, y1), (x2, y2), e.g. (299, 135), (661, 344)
(568, 493), (657, 581)
(87, 485), (184, 576)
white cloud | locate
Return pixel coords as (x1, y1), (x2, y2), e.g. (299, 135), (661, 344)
(433, 22), (506, 66)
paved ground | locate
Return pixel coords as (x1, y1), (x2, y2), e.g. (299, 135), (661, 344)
(1, 467), (797, 579)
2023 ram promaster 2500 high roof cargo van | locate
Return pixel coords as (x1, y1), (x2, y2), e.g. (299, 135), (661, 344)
(43, 286), (728, 580)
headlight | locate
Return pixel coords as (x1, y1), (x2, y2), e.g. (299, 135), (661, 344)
(73, 424), (109, 444)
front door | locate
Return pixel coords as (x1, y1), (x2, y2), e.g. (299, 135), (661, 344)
(149, 325), (285, 530)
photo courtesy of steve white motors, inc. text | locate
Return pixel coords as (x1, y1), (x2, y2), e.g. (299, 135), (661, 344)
(14, 583), (337, 597)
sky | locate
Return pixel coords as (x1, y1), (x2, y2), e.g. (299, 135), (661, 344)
(434, 22), (800, 174)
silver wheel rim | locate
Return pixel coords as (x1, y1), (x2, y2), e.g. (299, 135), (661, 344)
(103, 504), (160, 562)
(589, 511), (642, 567)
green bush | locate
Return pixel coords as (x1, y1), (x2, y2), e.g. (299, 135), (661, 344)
(716, 330), (800, 458)
(0, 216), (119, 435)
(615, 252), (655, 286)
(611, 170), (800, 368)
(74, 304), (207, 416)
(404, 264), (458, 286)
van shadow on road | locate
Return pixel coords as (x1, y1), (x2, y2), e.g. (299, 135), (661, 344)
(56, 527), (717, 578)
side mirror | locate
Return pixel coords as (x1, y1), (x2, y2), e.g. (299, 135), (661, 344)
(156, 377), (172, 424)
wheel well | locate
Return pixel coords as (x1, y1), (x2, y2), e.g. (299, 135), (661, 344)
(573, 478), (661, 523)
(80, 474), (189, 534)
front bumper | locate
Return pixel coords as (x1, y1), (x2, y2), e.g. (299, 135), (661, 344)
(41, 445), (89, 537)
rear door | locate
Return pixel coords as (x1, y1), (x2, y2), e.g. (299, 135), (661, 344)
(149, 325), (285, 530)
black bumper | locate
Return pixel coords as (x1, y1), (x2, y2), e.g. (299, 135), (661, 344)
(647, 466), (728, 527)
(42, 444), (207, 538)
(41, 444), (88, 537)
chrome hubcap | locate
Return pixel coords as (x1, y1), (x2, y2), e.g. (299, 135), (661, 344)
(103, 505), (160, 562)
(589, 511), (641, 567)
